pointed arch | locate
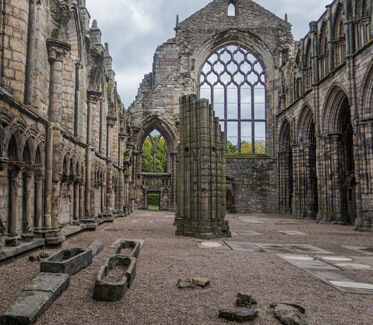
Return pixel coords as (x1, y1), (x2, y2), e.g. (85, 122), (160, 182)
(298, 105), (315, 145)
(279, 119), (291, 151)
(360, 60), (373, 120)
(333, 3), (346, 67)
(319, 21), (329, 79)
(228, 2), (236, 17)
(323, 84), (351, 135)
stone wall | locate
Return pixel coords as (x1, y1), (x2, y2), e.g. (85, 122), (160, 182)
(226, 157), (277, 214)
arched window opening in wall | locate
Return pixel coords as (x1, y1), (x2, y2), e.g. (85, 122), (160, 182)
(228, 3), (236, 16)
(354, 0), (370, 50)
(319, 23), (329, 79)
(200, 44), (266, 154)
(305, 40), (312, 90)
(141, 130), (168, 173)
(334, 18), (346, 67)
(7, 135), (18, 161)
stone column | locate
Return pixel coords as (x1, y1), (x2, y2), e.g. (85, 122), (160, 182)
(106, 164), (113, 215)
(118, 170), (124, 215)
(86, 91), (101, 218)
(47, 39), (70, 123)
(24, 0), (36, 105)
(44, 125), (53, 228)
(331, 134), (342, 222)
(8, 165), (22, 235)
(79, 180), (85, 220)
(23, 168), (34, 232)
(74, 181), (80, 222)
(34, 169), (44, 229)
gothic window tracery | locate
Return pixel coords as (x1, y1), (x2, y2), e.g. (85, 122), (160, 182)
(334, 17), (346, 67)
(200, 44), (266, 154)
(141, 130), (168, 173)
(319, 23), (329, 79)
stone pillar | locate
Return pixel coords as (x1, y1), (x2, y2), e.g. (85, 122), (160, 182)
(79, 180), (85, 219)
(47, 39), (70, 123)
(118, 170), (124, 215)
(74, 181), (80, 222)
(331, 134), (343, 222)
(106, 164), (113, 215)
(23, 169), (34, 232)
(44, 125), (53, 228)
(8, 165), (22, 236)
(34, 169), (44, 229)
(24, 0), (36, 105)
(175, 94), (230, 239)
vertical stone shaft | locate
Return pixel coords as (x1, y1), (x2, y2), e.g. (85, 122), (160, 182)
(34, 171), (44, 228)
(74, 182), (79, 221)
(24, 0), (36, 105)
(23, 170), (33, 231)
(44, 125), (53, 228)
(8, 167), (21, 235)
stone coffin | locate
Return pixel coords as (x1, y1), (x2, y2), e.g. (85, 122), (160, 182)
(114, 240), (140, 258)
(93, 256), (137, 302)
(40, 248), (92, 275)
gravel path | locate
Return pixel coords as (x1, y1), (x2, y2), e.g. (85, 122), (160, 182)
(1, 211), (372, 324)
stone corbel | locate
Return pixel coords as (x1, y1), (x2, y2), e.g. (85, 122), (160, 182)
(46, 39), (71, 62)
(87, 90), (102, 104)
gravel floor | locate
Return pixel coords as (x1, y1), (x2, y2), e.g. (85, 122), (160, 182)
(1, 211), (372, 325)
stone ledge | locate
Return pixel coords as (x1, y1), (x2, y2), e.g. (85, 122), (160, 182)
(0, 239), (45, 262)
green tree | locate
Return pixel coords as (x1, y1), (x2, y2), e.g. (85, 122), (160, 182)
(141, 135), (168, 173)
(141, 137), (153, 172)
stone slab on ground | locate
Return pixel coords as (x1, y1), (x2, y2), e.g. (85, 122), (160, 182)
(0, 239), (45, 262)
(254, 243), (294, 253)
(278, 255), (373, 294)
(196, 241), (231, 250)
(225, 241), (263, 252)
(343, 246), (373, 255)
(277, 230), (308, 236)
(0, 273), (70, 325)
(278, 255), (339, 270)
(87, 240), (104, 257)
(351, 256), (373, 266)
(234, 230), (262, 236)
(234, 216), (266, 224)
(219, 308), (258, 322)
(284, 244), (332, 255)
(315, 245), (362, 256)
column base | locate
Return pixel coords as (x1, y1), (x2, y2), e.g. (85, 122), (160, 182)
(5, 235), (22, 247)
(45, 229), (65, 246)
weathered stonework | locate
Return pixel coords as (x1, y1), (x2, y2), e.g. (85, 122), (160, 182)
(0, 0), (133, 251)
(175, 95), (229, 239)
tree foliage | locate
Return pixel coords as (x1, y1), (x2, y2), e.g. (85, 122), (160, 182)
(227, 139), (266, 154)
(142, 135), (168, 173)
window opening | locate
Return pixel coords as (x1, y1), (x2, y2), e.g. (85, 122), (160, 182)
(228, 3), (236, 17)
(142, 130), (168, 173)
(200, 45), (266, 153)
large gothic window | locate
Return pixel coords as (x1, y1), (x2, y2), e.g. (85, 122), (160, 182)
(141, 130), (168, 173)
(200, 45), (266, 154)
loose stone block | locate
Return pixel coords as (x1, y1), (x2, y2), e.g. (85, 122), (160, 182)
(0, 273), (70, 325)
(218, 308), (258, 322)
(87, 240), (104, 257)
(40, 248), (92, 275)
(93, 255), (137, 302)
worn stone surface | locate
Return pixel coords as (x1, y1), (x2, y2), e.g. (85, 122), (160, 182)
(193, 277), (210, 287)
(87, 240), (104, 257)
(114, 240), (140, 258)
(271, 303), (308, 325)
(0, 273), (70, 325)
(218, 308), (258, 322)
(177, 278), (195, 289)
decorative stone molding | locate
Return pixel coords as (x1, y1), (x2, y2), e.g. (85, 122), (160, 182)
(87, 90), (102, 103)
(46, 39), (71, 62)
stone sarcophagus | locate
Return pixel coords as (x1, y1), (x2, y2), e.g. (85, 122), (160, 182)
(93, 255), (137, 302)
(114, 240), (141, 258)
(175, 95), (230, 239)
(40, 248), (93, 275)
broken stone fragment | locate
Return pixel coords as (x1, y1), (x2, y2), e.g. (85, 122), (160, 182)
(29, 255), (40, 262)
(87, 240), (104, 257)
(271, 303), (308, 325)
(236, 293), (257, 307)
(177, 278), (195, 288)
(39, 251), (52, 259)
(219, 308), (258, 322)
(193, 277), (210, 287)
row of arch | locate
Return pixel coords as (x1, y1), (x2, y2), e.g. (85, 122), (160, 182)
(279, 84), (356, 224)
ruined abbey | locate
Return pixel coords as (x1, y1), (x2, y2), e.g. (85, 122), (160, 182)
(0, 0), (373, 253)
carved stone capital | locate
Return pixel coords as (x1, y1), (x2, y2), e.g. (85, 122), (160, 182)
(87, 90), (102, 103)
(34, 168), (45, 181)
(46, 39), (71, 62)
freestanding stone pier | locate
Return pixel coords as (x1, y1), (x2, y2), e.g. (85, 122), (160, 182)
(175, 95), (230, 239)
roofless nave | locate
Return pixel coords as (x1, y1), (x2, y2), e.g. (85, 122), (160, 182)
(1, 0), (373, 255)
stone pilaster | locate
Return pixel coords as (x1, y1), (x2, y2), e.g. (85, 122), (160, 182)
(34, 169), (44, 229)
(7, 164), (22, 236)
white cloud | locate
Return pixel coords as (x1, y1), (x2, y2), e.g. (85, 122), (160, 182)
(86, 0), (330, 107)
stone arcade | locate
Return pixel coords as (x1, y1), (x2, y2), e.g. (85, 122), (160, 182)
(0, 0), (373, 255)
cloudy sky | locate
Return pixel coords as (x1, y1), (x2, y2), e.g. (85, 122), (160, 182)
(86, 0), (330, 107)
